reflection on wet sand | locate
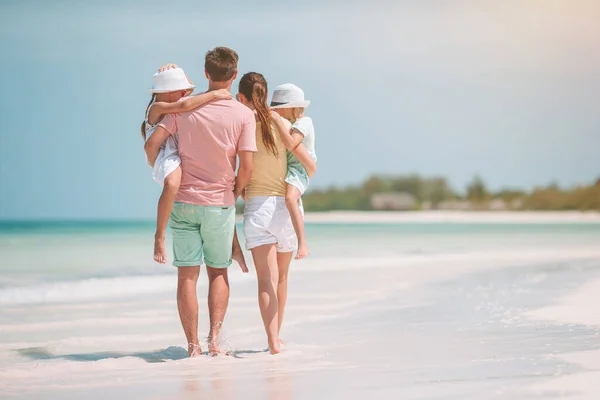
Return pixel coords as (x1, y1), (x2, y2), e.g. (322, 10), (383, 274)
(178, 355), (293, 400)
(266, 357), (292, 400)
(180, 362), (234, 400)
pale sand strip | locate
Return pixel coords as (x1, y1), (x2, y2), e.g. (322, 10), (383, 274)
(527, 278), (600, 398)
(235, 210), (600, 224)
(527, 278), (600, 326)
(528, 350), (600, 399)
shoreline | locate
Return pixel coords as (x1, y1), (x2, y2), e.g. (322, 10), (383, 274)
(305, 210), (600, 224)
(249, 210), (600, 224)
(1, 211), (600, 226)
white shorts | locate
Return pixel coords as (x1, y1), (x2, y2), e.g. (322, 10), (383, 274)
(151, 136), (180, 185)
(243, 196), (302, 253)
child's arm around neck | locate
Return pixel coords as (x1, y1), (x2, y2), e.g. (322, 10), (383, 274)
(147, 89), (232, 125)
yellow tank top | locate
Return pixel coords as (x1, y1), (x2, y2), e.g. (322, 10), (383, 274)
(245, 119), (289, 198)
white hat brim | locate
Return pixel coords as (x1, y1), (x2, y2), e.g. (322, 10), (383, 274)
(270, 100), (310, 109)
(149, 84), (195, 94)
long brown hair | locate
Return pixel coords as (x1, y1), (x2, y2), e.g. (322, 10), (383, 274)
(140, 94), (156, 141)
(238, 72), (278, 156)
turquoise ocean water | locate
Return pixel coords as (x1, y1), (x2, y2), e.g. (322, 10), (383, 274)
(1, 220), (600, 294)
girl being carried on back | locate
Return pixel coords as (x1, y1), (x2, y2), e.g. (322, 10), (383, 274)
(271, 84), (317, 259)
(142, 66), (247, 271)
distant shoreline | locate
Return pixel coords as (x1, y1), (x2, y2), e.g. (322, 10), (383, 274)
(300, 210), (600, 224)
(2, 211), (600, 227)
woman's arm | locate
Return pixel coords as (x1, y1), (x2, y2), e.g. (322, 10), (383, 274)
(272, 112), (304, 151)
(234, 151), (254, 199)
(291, 143), (317, 178)
(147, 90), (232, 125)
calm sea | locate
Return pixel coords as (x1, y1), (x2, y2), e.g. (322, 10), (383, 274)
(1, 219), (599, 291)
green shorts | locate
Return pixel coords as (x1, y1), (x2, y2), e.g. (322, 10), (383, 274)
(169, 202), (235, 268)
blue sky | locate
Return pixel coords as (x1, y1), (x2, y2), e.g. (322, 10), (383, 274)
(0, 1), (598, 219)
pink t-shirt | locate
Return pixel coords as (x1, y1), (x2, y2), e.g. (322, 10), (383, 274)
(158, 99), (257, 206)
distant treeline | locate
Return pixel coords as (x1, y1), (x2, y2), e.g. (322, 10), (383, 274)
(301, 175), (600, 212)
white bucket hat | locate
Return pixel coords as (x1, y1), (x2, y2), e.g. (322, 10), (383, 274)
(149, 68), (195, 93)
(270, 83), (310, 109)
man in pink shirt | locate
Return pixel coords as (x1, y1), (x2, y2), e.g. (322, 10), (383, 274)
(145, 47), (257, 356)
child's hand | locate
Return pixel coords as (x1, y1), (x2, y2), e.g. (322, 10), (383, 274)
(158, 63), (178, 72)
(270, 110), (281, 121)
(214, 89), (232, 100)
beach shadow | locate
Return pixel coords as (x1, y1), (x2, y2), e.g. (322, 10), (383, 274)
(16, 346), (269, 363)
(16, 345), (189, 363)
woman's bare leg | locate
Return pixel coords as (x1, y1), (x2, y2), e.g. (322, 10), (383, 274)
(285, 185), (309, 259)
(154, 167), (182, 264)
(251, 244), (281, 354)
(276, 251), (293, 346)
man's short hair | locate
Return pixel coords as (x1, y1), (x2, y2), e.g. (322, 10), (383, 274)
(205, 47), (239, 82)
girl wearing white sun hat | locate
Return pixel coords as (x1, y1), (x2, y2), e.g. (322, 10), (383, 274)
(141, 65), (232, 264)
(270, 83), (317, 260)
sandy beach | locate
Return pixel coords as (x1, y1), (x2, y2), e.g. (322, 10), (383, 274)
(525, 277), (600, 399)
(1, 215), (600, 399)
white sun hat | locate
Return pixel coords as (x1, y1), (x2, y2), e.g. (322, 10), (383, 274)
(149, 68), (195, 93)
(270, 83), (310, 109)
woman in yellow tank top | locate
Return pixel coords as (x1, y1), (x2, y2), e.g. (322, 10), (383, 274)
(236, 72), (316, 354)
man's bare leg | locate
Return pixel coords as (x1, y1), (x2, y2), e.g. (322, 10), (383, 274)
(207, 266), (230, 355)
(177, 266), (201, 357)
(251, 244), (281, 354)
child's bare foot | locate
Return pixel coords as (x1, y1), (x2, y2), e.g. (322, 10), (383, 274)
(188, 343), (202, 358)
(295, 241), (310, 260)
(233, 248), (249, 273)
(154, 235), (167, 264)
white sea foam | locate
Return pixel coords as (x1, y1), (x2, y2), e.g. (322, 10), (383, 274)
(2, 244), (599, 307)
(0, 275), (174, 305)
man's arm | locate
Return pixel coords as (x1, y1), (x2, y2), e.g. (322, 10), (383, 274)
(234, 151), (253, 199)
(291, 143), (317, 178)
(144, 126), (171, 167)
